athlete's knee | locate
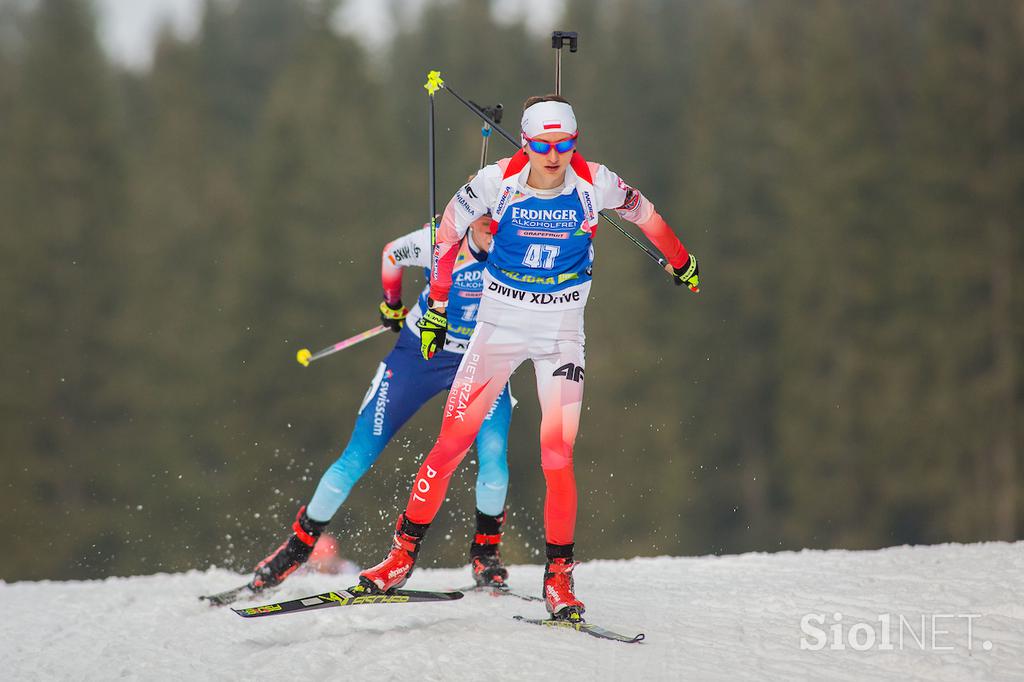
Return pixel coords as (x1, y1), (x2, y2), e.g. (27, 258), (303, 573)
(540, 443), (574, 472)
(476, 458), (510, 489)
(435, 423), (482, 459)
(475, 430), (508, 461)
(538, 412), (579, 449)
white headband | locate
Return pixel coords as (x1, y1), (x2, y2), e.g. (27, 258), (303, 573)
(521, 101), (577, 140)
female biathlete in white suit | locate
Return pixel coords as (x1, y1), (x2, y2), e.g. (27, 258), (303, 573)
(359, 95), (700, 620)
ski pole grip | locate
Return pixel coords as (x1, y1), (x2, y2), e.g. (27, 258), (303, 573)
(489, 103), (504, 124)
(551, 31), (579, 52)
(424, 70), (444, 95)
(473, 102), (504, 125)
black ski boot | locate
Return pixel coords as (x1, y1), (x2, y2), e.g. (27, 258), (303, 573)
(470, 510), (509, 587)
(250, 505), (328, 590)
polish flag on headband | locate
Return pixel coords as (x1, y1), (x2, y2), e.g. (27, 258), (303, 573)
(521, 100), (577, 140)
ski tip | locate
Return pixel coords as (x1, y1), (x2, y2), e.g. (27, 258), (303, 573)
(199, 584), (256, 607)
(231, 603), (284, 618)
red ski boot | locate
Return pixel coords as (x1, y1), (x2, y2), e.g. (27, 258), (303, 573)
(543, 556), (585, 620)
(359, 513), (428, 593)
(470, 510), (508, 587)
(250, 506), (328, 590)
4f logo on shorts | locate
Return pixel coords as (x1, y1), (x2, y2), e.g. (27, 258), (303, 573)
(553, 363), (584, 383)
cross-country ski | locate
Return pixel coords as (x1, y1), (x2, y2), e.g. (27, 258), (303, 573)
(231, 586), (463, 619)
(512, 615), (645, 644)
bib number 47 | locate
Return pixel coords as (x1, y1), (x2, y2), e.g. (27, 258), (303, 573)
(522, 244), (560, 269)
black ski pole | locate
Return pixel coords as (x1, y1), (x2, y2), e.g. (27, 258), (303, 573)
(444, 83), (518, 146)
(549, 30), (672, 271)
(551, 31), (578, 95)
(425, 71), (443, 252)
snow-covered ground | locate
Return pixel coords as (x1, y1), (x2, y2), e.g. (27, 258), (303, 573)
(3, 542), (1021, 681)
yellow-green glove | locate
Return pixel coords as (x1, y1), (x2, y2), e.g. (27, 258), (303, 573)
(672, 255), (700, 292)
(417, 308), (447, 360)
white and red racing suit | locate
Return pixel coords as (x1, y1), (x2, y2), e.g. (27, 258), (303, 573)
(405, 150), (691, 547)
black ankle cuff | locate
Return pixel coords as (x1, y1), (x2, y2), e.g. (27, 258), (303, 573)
(299, 509), (330, 535)
(400, 516), (431, 538)
(470, 542), (499, 558)
(546, 543), (574, 560)
(475, 509), (505, 535)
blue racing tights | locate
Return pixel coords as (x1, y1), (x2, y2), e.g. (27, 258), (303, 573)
(306, 328), (512, 522)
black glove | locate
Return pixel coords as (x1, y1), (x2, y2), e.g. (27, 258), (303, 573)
(379, 300), (409, 333)
(672, 255), (700, 292)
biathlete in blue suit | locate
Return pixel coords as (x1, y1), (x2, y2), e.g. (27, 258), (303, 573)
(249, 216), (514, 591)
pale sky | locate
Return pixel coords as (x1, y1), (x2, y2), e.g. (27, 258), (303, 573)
(95, 0), (202, 68)
(95, 0), (565, 70)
